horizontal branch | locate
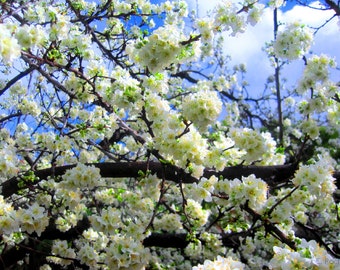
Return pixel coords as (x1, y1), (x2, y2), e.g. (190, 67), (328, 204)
(3, 161), (339, 199)
(2, 161), (195, 198)
(1, 162), (339, 267)
(0, 215), (243, 268)
(143, 231), (244, 250)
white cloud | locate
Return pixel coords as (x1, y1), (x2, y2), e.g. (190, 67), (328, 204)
(186, 0), (219, 17)
(282, 2), (340, 55)
(284, 2), (335, 27)
(186, 0), (340, 92)
(221, 8), (274, 89)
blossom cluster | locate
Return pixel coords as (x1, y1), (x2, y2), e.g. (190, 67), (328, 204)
(153, 213), (183, 232)
(185, 199), (210, 228)
(0, 144), (19, 180)
(299, 119), (320, 139)
(0, 24), (21, 64)
(195, 18), (215, 53)
(229, 128), (266, 163)
(273, 22), (313, 60)
(204, 133), (245, 170)
(192, 255), (245, 270)
(0, 0), (339, 269)
(145, 93), (208, 177)
(297, 55), (339, 128)
(270, 240), (340, 269)
(214, 174), (268, 211)
(17, 203), (49, 236)
(229, 128), (284, 164)
(0, 195), (19, 235)
(292, 159), (336, 198)
(105, 235), (151, 269)
(15, 24), (46, 49)
(0, 197), (49, 239)
(48, 240), (77, 266)
(129, 25), (188, 73)
(0, 15), (47, 65)
(181, 90), (222, 132)
(194, 1), (264, 55)
(188, 175), (218, 203)
(102, 66), (143, 113)
(213, 1), (246, 35)
(61, 163), (103, 189)
(297, 54), (337, 94)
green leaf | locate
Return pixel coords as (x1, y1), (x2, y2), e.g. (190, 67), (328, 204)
(159, 158), (171, 165)
(275, 146), (285, 154)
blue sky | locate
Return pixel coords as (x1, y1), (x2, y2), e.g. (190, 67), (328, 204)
(186, 0), (340, 98)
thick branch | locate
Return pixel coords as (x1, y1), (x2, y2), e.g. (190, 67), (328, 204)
(0, 161), (326, 199)
(2, 161), (196, 198)
(1, 164), (339, 266)
(3, 160), (340, 199)
(0, 217), (91, 268)
(0, 216), (243, 268)
(325, 0), (340, 15)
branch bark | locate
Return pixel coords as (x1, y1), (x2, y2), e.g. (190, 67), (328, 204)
(3, 161), (340, 199)
(325, 0), (340, 15)
(1, 163), (339, 267)
(0, 215), (244, 268)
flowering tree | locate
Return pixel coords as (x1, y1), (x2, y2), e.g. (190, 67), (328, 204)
(0, 0), (339, 269)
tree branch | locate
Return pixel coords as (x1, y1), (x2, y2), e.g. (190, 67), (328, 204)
(4, 161), (339, 200)
(325, 0), (340, 15)
(0, 66), (35, 97)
